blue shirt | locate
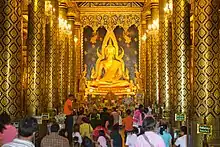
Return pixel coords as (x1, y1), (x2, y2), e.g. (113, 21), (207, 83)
(160, 131), (172, 147)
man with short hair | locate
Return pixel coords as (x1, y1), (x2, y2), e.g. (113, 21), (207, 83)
(3, 117), (38, 147)
(41, 123), (69, 147)
(174, 126), (187, 147)
(100, 107), (110, 123)
(135, 117), (166, 147)
(64, 94), (74, 144)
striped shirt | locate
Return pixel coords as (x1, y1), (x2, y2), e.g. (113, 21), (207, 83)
(2, 138), (35, 147)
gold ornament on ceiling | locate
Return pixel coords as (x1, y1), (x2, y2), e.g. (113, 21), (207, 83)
(80, 13), (141, 32)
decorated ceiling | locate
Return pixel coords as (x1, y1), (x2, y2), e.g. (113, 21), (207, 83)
(76, 2), (144, 7)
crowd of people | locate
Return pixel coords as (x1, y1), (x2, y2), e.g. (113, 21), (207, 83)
(0, 94), (188, 147)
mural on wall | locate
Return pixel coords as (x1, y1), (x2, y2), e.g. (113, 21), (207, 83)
(113, 25), (139, 79)
(83, 26), (107, 80)
(83, 25), (139, 80)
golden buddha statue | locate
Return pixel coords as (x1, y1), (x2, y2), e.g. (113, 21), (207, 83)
(89, 31), (130, 88)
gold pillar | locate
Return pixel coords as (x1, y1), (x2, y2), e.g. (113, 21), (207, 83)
(74, 24), (81, 93)
(67, 16), (75, 95)
(193, 0), (220, 145)
(141, 12), (147, 103)
(27, 0), (45, 115)
(159, 0), (172, 118)
(150, 2), (160, 106)
(58, 3), (68, 108)
(45, 0), (59, 111)
(0, 0), (22, 118)
(146, 13), (152, 106)
(172, 0), (190, 117)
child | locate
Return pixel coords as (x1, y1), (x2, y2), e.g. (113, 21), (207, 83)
(97, 130), (107, 147)
(72, 124), (82, 145)
(125, 127), (138, 147)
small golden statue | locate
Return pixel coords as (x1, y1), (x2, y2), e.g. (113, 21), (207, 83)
(79, 64), (87, 92)
(89, 31), (130, 88)
(134, 64), (143, 91)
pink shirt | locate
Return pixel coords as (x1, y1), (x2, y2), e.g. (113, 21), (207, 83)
(135, 131), (166, 147)
(0, 125), (17, 145)
(133, 110), (142, 126)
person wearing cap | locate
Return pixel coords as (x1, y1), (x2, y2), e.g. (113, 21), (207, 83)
(135, 117), (166, 147)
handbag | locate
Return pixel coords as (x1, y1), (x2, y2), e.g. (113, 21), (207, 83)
(143, 134), (154, 147)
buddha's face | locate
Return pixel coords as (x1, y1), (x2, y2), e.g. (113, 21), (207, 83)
(105, 45), (115, 59)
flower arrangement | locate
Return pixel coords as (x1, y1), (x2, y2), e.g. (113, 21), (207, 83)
(55, 113), (66, 124)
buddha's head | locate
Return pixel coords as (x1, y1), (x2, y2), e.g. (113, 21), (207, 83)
(105, 39), (116, 59)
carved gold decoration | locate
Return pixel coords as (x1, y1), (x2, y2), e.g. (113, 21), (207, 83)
(193, 0), (220, 145)
(80, 12), (141, 31)
(172, 0), (190, 116)
(0, 0), (22, 118)
(79, 64), (87, 92)
(134, 64), (143, 91)
(27, 0), (45, 115)
(77, 2), (144, 7)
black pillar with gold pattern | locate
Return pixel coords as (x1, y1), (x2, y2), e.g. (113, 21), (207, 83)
(150, 2), (160, 107)
(146, 13), (152, 106)
(159, 0), (172, 118)
(74, 24), (81, 93)
(172, 0), (190, 121)
(0, 0), (22, 118)
(141, 12), (147, 101)
(67, 16), (75, 95)
(45, 0), (59, 111)
(58, 2), (68, 109)
(27, 0), (45, 115)
(193, 0), (220, 145)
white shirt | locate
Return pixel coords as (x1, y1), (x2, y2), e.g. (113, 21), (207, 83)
(97, 136), (107, 147)
(125, 134), (137, 147)
(2, 138), (35, 147)
(72, 132), (82, 144)
(135, 131), (166, 147)
(175, 135), (187, 147)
